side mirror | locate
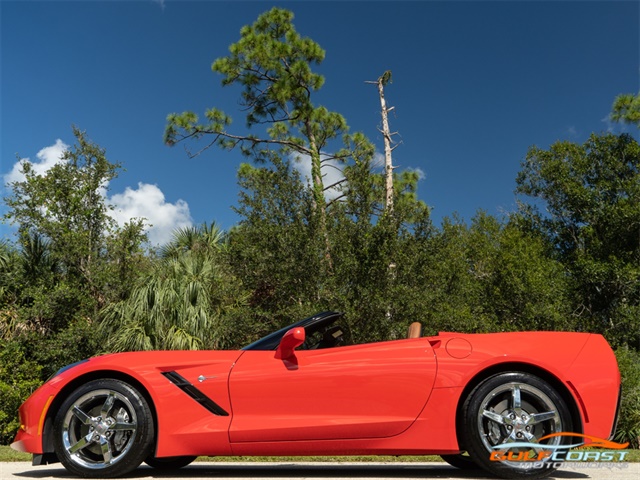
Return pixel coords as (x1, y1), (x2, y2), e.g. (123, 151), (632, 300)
(275, 327), (305, 360)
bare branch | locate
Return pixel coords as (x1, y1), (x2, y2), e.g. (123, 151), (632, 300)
(320, 162), (344, 174)
(326, 193), (347, 208)
(324, 178), (348, 191)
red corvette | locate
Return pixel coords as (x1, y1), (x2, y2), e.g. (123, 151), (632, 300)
(12, 311), (620, 479)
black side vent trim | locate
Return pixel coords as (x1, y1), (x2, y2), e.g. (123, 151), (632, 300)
(162, 371), (229, 416)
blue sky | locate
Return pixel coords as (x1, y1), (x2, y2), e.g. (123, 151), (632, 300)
(1, 0), (638, 245)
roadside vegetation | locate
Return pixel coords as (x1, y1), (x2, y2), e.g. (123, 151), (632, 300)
(1, 7), (639, 451)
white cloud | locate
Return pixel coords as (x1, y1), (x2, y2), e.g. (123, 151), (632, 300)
(3, 139), (68, 185)
(290, 150), (426, 203)
(291, 153), (345, 201)
(3, 140), (192, 246)
(372, 152), (385, 170)
(407, 167), (426, 181)
(108, 183), (192, 245)
(601, 113), (635, 135)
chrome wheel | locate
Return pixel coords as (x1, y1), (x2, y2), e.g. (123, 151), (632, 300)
(54, 379), (154, 478)
(478, 382), (563, 454)
(62, 389), (138, 469)
(462, 372), (573, 479)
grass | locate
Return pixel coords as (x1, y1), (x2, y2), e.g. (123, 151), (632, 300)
(2, 445), (639, 463)
(0, 446), (31, 462)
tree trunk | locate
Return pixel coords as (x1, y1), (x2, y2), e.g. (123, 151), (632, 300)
(373, 71), (396, 213)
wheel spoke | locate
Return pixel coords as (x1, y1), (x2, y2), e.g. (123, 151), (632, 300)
(483, 409), (506, 425)
(511, 384), (522, 409)
(100, 393), (116, 418)
(111, 421), (136, 432)
(527, 410), (557, 425)
(99, 438), (113, 464)
(523, 430), (537, 443)
(68, 433), (93, 454)
(72, 406), (92, 425)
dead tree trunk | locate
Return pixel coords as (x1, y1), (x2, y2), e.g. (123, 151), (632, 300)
(367, 70), (398, 213)
(367, 71), (401, 325)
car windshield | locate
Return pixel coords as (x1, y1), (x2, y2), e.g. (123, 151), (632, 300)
(242, 311), (346, 351)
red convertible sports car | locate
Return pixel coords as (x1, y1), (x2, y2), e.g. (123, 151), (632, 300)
(12, 311), (621, 479)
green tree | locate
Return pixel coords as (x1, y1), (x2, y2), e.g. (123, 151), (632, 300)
(165, 7), (369, 271)
(160, 222), (226, 259)
(392, 213), (572, 337)
(0, 241), (19, 339)
(5, 128), (119, 301)
(325, 142), (432, 342)
(516, 133), (640, 347)
(224, 135), (432, 344)
(612, 92), (640, 127)
(226, 155), (325, 336)
(0, 341), (41, 444)
(101, 223), (247, 351)
(3, 127), (148, 331)
(164, 7), (439, 343)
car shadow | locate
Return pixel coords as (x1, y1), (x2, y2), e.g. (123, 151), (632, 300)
(10, 463), (591, 479)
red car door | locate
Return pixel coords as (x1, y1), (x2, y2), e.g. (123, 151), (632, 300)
(228, 338), (437, 442)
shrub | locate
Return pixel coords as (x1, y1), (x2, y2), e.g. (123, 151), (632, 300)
(0, 341), (42, 445)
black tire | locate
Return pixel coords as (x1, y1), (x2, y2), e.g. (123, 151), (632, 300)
(145, 455), (196, 470)
(461, 372), (573, 479)
(53, 378), (155, 478)
(440, 453), (480, 470)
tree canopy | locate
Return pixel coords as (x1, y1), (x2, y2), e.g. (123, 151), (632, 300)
(516, 133), (640, 347)
(1, 6), (639, 448)
(612, 92), (640, 127)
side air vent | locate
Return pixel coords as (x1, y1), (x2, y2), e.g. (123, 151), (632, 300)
(162, 371), (229, 416)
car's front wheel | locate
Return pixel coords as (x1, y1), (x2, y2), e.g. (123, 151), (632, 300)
(461, 372), (573, 479)
(53, 378), (154, 478)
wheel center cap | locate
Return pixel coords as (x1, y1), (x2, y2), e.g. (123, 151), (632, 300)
(94, 420), (110, 436)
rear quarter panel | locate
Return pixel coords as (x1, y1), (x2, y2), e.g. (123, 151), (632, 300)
(413, 331), (619, 450)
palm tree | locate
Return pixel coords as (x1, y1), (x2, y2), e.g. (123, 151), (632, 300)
(0, 245), (9, 271)
(100, 223), (244, 351)
(19, 232), (55, 282)
(0, 241), (19, 339)
(160, 222), (226, 259)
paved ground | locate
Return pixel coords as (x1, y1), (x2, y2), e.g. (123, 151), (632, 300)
(0, 462), (637, 480)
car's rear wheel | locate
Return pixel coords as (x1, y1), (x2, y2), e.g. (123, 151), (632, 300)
(461, 372), (573, 479)
(53, 379), (154, 478)
(145, 455), (197, 470)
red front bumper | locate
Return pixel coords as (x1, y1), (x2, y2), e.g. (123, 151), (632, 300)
(10, 381), (58, 455)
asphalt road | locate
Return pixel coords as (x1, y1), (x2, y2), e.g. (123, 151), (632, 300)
(0, 462), (638, 480)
